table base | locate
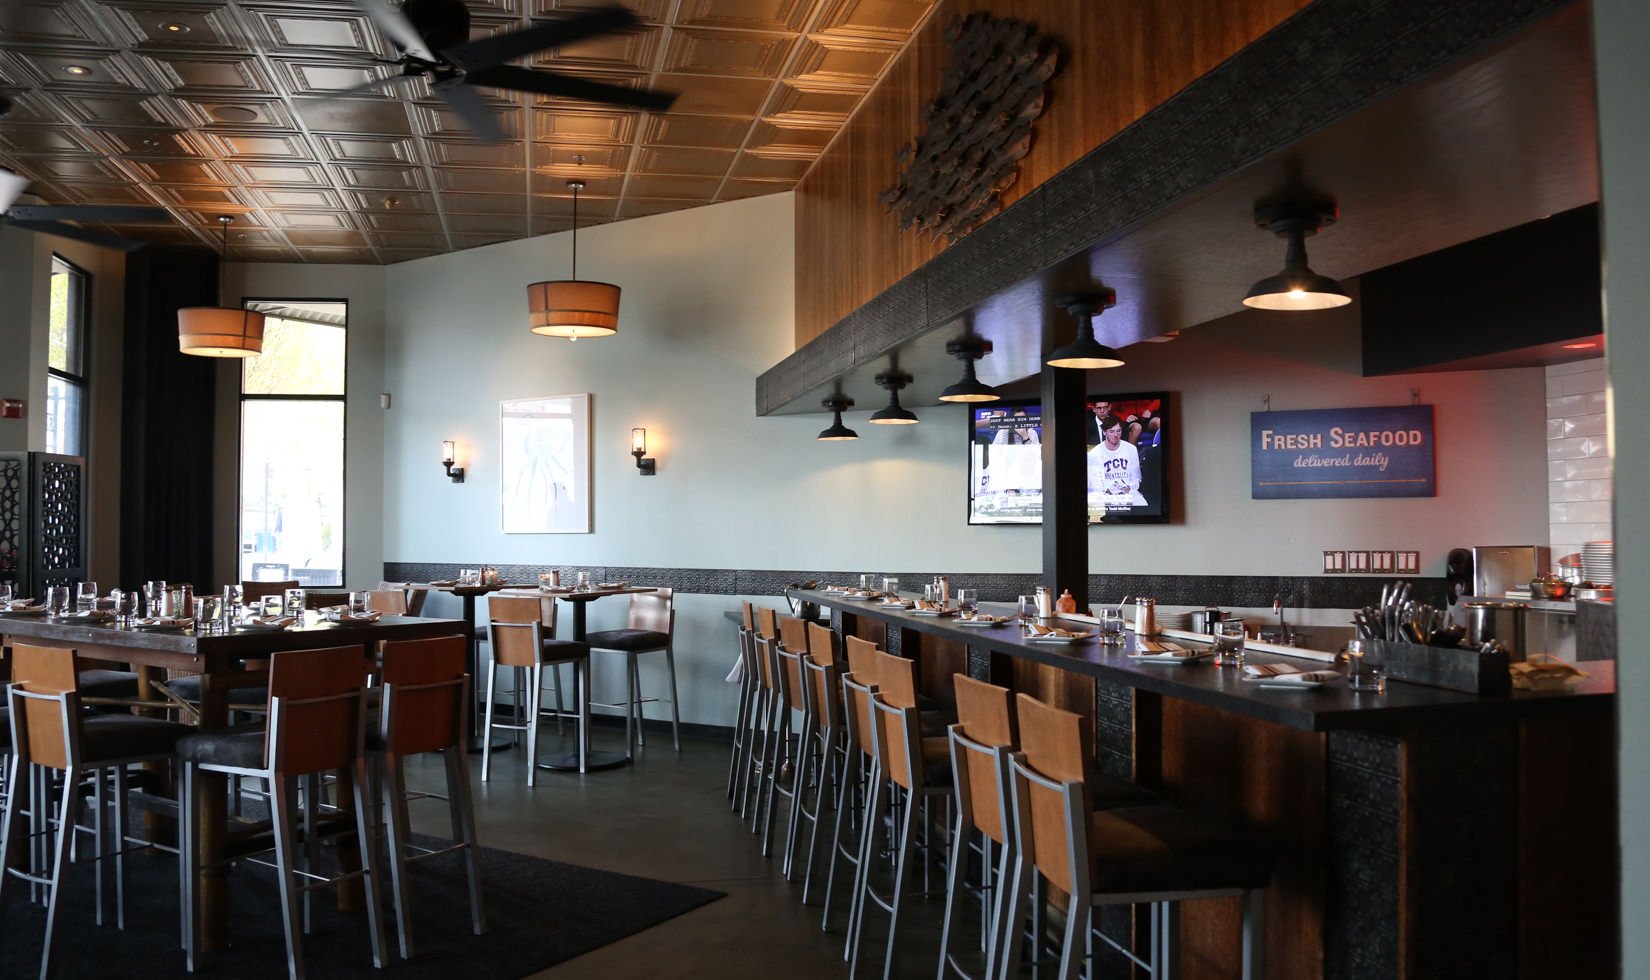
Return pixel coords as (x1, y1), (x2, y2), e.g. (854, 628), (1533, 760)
(536, 749), (629, 772)
(466, 735), (514, 754)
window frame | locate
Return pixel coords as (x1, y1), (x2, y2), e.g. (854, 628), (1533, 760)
(46, 254), (90, 457)
(236, 297), (349, 587)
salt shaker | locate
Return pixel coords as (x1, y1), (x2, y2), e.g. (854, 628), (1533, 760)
(1035, 586), (1053, 619)
(1135, 596), (1158, 636)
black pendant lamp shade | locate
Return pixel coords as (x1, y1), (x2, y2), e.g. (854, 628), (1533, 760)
(1047, 291), (1124, 369)
(938, 339), (1000, 403)
(868, 371), (918, 424)
(818, 396), (858, 441)
(1243, 199), (1352, 311)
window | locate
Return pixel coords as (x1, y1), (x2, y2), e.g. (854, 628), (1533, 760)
(46, 256), (89, 456)
(238, 301), (347, 587)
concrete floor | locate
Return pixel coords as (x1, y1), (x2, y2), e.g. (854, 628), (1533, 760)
(401, 724), (970, 979)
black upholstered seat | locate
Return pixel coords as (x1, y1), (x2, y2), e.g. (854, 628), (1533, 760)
(1087, 804), (1274, 894)
(157, 675), (269, 706)
(582, 628), (667, 651)
(174, 724), (266, 770)
(78, 669), (141, 700)
(79, 714), (194, 762)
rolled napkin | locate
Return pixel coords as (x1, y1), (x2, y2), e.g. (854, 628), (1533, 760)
(1242, 663), (1303, 678)
(596, 581), (629, 589)
(248, 615), (298, 628)
(1253, 669), (1342, 684)
(133, 617), (192, 628)
(321, 607), (382, 623)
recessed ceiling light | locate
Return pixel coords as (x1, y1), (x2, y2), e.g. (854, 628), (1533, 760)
(1562, 341), (1599, 350)
(159, 21), (191, 34)
(141, 137), (161, 147)
(211, 105), (258, 123)
(62, 64), (93, 76)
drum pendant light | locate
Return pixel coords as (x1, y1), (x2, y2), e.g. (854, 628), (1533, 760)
(817, 396), (858, 441)
(527, 177), (620, 340)
(1047, 291), (1124, 369)
(1242, 198), (1352, 311)
(178, 215), (264, 357)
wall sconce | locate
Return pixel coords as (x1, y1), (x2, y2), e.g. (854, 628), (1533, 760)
(631, 428), (657, 475)
(441, 440), (465, 483)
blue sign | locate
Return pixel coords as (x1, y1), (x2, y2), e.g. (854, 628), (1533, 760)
(1250, 405), (1435, 499)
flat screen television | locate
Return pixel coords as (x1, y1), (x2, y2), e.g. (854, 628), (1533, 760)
(968, 392), (1171, 525)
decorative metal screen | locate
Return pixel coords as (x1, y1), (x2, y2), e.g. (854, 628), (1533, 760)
(0, 453), (24, 595)
(28, 453), (85, 592)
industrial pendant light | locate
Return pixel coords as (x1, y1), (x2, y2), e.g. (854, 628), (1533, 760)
(938, 339), (1000, 403)
(527, 173), (620, 340)
(817, 396), (858, 441)
(1047, 291), (1124, 369)
(1242, 198), (1352, 311)
(869, 371), (918, 424)
(177, 215), (264, 357)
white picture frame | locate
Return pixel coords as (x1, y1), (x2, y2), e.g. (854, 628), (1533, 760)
(499, 393), (592, 533)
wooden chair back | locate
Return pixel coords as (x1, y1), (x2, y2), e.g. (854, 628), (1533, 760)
(741, 601), (755, 631)
(844, 635), (880, 681)
(952, 676), (1015, 845)
(868, 689), (921, 792)
(778, 614), (809, 654)
(367, 589), (408, 615)
(1012, 693), (1089, 895)
(753, 633), (778, 692)
(378, 636), (467, 757)
(627, 588), (673, 635)
(242, 579), (299, 601)
(756, 606), (779, 641)
(806, 623), (836, 666)
(8, 642), (79, 771)
(868, 648), (917, 709)
(487, 595), (541, 625)
(802, 652), (839, 737)
(404, 587), (429, 616)
(267, 646), (367, 776)
(775, 641), (808, 715)
(840, 670), (879, 759)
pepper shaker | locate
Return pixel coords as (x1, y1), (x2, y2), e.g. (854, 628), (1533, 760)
(1135, 596), (1158, 636)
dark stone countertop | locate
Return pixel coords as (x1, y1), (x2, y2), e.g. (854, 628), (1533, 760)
(794, 590), (1614, 733)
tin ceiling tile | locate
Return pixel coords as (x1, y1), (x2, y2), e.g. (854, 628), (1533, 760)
(816, 0), (937, 42)
(57, 93), (178, 127)
(282, 228), (368, 247)
(363, 212), (443, 233)
(59, 181), (158, 205)
(530, 143), (632, 173)
(529, 192), (618, 220)
(178, 100), (294, 129)
(533, 107), (637, 144)
(270, 210), (352, 229)
(617, 197), (710, 219)
(141, 53), (272, 92)
(763, 83), (857, 125)
(528, 171), (623, 197)
(226, 244), (302, 260)
(729, 151), (812, 179)
(627, 173), (724, 197)
(745, 120), (831, 155)
(653, 73), (774, 116)
(15, 156), (124, 181)
(101, 4), (242, 50)
(98, 128), (206, 156)
(435, 167), (530, 194)
(0, 3), (102, 45)
(9, 49), (149, 90)
(300, 247), (381, 262)
(639, 112), (750, 148)
(0, 126), (96, 153)
(532, 0), (670, 21)
(410, 99), (523, 140)
(292, 97), (414, 136)
(717, 176), (794, 200)
(230, 162), (329, 185)
(254, 187), (345, 210)
(530, 27), (659, 74)
(787, 35), (897, 90)
(128, 158), (229, 182)
(351, 191), (437, 212)
(437, 192), (528, 214)
(242, 7), (383, 56)
(444, 212), (529, 234)
(428, 138), (527, 168)
(279, 60), (391, 95)
(675, 0), (811, 33)
(334, 164), (427, 189)
(635, 146), (736, 176)
(198, 132), (312, 159)
(370, 231), (451, 249)
(149, 183), (244, 206)
(663, 29), (796, 79)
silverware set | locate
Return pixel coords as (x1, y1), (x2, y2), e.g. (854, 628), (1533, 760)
(1355, 581), (1456, 645)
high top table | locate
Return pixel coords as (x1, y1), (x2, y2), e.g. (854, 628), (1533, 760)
(499, 585), (656, 772)
(421, 581), (515, 752)
(0, 611), (464, 953)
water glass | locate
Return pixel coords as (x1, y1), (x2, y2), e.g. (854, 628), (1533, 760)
(46, 585), (71, 618)
(193, 596), (220, 634)
(956, 589), (978, 618)
(350, 590), (370, 615)
(76, 581), (99, 613)
(1100, 610), (1126, 644)
(222, 584), (243, 615)
(576, 571), (591, 592)
(1214, 620), (1247, 667)
(859, 574), (873, 591)
(284, 587), (306, 617)
(539, 571), (561, 589)
(262, 594), (285, 619)
(0, 581), (12, 606)
(883, 577), (900, 597)
(1018, 595), (1036, 626)
(1344, 640), (1387, 693)
(111, 589), (137, 627)
(144, 580), (167, 617)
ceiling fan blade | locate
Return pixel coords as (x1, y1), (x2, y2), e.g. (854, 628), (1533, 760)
(431, 79), (505, 142)
(329, 70), (429, 100)
(5, 218), (147, 252)
(442, 5), (638, 71)
(1, 169), (27, 212)
(6, 204), (173, 224)
(358, 0), (437, 63)
(465, 65), (677, 112)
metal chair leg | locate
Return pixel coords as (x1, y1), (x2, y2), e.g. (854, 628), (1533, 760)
(630, 654), (645, 750)
(820, 749), (859, 931)
(444, 747), (487, 936)
(846, 769), (885, 968)
(383, 754), (415, 959)
(880, 784), (921, 980)
(936, 811), (971, 979)
(577, 659), (591, 774)
(664, 646), (681, 752)
(270, 775), (306, 980)
(480, 660), (498, 783)
(39, 766), (80, 980)
(1241, 889), (1265, 980)
(525, 664), (542, 787)
(351, 757), (388, 970)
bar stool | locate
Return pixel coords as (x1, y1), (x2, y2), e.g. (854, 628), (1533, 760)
(726, 602), (758, 806)
(585, 588), (679, 756)
(366, 589), (408, 615)
(819, 638), (881, 937)
(737, 607), (780, 823)
(481, 596), (591, 784)
(176, 645), (388, 980)
(759, 615), (811, 863)
(794, 621), (847, 904)
(370, 635), (485, 959)
(1001, 693), (1274, 980)
(938, 675), (1019, 980)
(0, 643), (193, 979)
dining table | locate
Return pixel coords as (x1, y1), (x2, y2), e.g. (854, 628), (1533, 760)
(420, 580), (518, 752)
(498, 584), (656, 772)
(0, 609), (465, 952)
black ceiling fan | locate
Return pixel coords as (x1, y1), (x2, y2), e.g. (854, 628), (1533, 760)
(346, 0), (678, 141)
(1, 96), (171, 250)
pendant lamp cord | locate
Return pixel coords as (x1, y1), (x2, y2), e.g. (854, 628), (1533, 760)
(217, 215), (230, 307)
(571, 182), (579, 281)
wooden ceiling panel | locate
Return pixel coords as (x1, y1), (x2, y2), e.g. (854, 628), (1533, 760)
(0, 0), (936, 262)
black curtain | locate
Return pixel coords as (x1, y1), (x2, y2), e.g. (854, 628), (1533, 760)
(120, 247), (219, 588)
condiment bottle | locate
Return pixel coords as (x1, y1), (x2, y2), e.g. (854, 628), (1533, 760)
(1055, 589), (1077, 614)
(939, 575), (951, 609)
(1135, 596), (1157, 636)
(1035, 586), (1053, 618)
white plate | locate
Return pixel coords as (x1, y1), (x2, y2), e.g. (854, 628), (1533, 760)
(1025, 634), (1093, 644)
(909, 609), (951, 617)
(822, 590), (850, 596)
(954, 618), (1010, 627)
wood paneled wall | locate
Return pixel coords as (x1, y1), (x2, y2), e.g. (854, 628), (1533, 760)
(794, 0), (1312, 346)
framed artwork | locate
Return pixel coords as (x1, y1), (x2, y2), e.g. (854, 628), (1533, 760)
(500, 393), (591, 533)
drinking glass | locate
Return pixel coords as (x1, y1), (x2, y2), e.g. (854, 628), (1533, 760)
(957, 589), (978, 618)
(111, 589), (136, 627)
(284, 587), (306, 617)
(262, 594), (284, 619)
(1213, 620), (1247, 667)
(923, 583), (938, 604)
(859, 574), (873, 591)
(1018, 595), (1036, 627)
(883, 577), (900, 597)
(222, 584), (243, 616)
(46, 585), (71, 618)
(539, 571), (561, 590)
(350, 590), (370, 615)
(0, 582), (12, 606)
(1099, 610), (1126, 644)
(1344, 640), (1387, 693)
(76, 581), (99, 613)
(144, 580), (167, 618)
(193, 596), (220, 634)
(576, 571), (591, 592)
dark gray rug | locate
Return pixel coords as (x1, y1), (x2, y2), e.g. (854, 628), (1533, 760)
(1, 834), (723, 978)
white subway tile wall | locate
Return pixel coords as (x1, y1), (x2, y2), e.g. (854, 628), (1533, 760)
(1547, 357), (1612, 566)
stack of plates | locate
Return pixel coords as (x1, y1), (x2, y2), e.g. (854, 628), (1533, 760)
(1582, 540), (1615, 585)
(1157, 611), (1192, 631)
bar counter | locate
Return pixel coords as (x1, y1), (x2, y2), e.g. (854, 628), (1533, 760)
(794, 590), (1618, 980)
